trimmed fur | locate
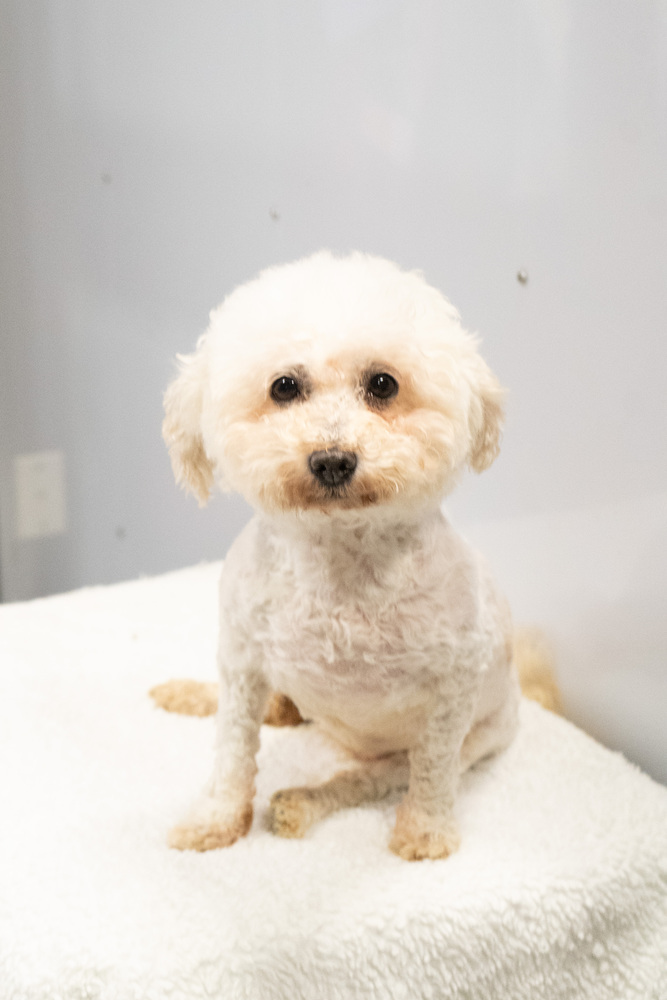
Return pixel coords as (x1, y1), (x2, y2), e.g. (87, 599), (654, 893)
(163, 251), (521, 860)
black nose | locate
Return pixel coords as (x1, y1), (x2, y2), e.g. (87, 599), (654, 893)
(308, 450), (358, 488)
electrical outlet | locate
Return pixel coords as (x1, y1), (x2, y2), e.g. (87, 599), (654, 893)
(14, 451), (67, 540)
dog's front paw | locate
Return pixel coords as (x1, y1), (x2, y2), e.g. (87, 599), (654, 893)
(168, 798), (253, 852)
(389, 802), (461, 861)
(268, 787), (319, 839)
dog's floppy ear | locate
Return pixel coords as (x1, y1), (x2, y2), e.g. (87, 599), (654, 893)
(163, 338), (214, 505)
(465, 353), (506, 473)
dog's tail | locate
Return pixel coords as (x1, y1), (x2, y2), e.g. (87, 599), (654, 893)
(514, 628), (563, 714)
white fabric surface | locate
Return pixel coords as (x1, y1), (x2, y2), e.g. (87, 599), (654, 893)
(1, 562), (666, 1000)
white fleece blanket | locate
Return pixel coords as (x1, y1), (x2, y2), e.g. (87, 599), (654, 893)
(1, 563), (666, 1000)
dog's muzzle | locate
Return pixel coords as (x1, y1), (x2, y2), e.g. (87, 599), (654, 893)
(308, 450), (358, 488)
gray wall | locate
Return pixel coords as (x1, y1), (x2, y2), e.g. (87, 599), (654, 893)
(1, 2), (666, 781)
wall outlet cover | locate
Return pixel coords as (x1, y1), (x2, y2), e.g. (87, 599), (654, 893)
(14, 451), (67, 540)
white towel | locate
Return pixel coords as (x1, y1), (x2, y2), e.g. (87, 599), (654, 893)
(1, 563), (666, 1000)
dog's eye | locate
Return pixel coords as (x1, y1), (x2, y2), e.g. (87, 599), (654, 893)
(270, 375), (301, 404)
(367, 372), (398, 401)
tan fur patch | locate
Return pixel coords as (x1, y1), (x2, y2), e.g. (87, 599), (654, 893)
(269, 788), (317, 838)
(514, 628), (563, 714)
(150, 681), (305, 727)
(363, 369), (421, 421)
(389, 801), (461, 861)
(263, 692), (305, 727)
(168, 803), (254, 852)
(149, 679), (218, 717)
(275, 457), (383, 512)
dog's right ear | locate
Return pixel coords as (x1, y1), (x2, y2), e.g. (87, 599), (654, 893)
(162, 338), (214, 506)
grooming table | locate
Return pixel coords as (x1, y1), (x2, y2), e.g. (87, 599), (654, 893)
(1, 563), (666, 1000)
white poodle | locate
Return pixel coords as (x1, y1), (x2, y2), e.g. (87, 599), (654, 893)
(161, 251), (520, 861)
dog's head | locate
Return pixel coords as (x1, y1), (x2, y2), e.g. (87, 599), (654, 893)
(163, 252), (504, 516)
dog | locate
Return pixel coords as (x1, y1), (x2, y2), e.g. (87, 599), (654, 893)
(159, 250), (524, 861)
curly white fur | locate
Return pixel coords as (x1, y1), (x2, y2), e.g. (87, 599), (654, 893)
(163, 251), (519, 860)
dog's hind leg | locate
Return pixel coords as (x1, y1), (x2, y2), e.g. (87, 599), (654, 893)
(263, 692), (305, 726)
(269, 754), (409, 839)
(150, 681), (303, 726)
(150, 679), (219, 717)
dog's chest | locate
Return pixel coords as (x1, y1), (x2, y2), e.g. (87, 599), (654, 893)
(259, 536), (479, 706)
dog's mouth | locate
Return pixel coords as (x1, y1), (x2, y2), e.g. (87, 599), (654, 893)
(273, 471), (379, 512)
(318, 484), (369, 506)
(319, 483), (350, 500)
(307, 477), (383, 511)
(266, 450), (390, 513)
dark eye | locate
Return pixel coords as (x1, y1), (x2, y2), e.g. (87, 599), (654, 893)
(270, 375), (301, 404)
(367, 372), (398, 401)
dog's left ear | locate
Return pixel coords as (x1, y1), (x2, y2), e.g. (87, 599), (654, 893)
(465, 354), (506, 473)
